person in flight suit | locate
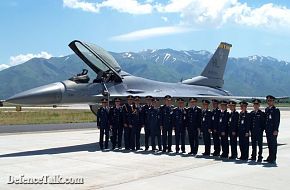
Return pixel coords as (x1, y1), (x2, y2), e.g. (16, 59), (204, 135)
(211, 99), (221, 156)
(123, 95), (134, 150)
(264, 95), (280, 164)
(160, 95), (174, 152)
(129, 96), (143, 151)
(109, 98), (124, 150)
(142, 95), (153, 151)
(173, 98), (187, 153)
(186, 97), (202, 155)
(201, 100), (212, 156)
(148, 98), (162, 151)
(97, 98), (110, 150)
(228, 101), (239, 159)
(238, 101), (250, 161)
(249, 99), (266, 162)
(218, 100), (229, 158)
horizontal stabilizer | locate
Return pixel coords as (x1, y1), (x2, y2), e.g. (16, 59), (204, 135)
(182, 42), (232, 88)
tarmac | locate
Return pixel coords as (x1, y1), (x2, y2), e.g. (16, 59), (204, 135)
(0, 111), (290, 190)
(0, 123), (96, 134)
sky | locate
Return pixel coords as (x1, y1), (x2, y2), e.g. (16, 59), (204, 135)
(1, 0), (290, 71)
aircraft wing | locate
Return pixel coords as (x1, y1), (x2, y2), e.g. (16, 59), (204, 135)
(95, 92), (288, 102)
(179, 95), (289, 101)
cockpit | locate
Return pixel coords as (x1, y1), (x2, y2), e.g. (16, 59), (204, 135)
(68, 40), (122, 84)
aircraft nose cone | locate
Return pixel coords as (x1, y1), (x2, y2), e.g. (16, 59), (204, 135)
(6, 82), (64, 105)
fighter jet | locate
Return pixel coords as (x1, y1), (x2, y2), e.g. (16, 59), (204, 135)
(6, 40), (270, 114)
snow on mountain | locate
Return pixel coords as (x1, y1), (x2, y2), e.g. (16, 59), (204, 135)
(163, 53), (171, 63)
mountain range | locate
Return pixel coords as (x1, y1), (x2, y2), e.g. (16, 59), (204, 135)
(1, 49), (290, 100)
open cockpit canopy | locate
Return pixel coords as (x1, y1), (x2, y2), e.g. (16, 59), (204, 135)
(69, 40), (122, 83)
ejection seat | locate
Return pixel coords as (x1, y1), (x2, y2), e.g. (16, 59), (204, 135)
(69, 69), (90, 83)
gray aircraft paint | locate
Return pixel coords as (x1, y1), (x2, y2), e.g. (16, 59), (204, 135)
(182, 43), (231, 88)
(6, 40), (270, 111)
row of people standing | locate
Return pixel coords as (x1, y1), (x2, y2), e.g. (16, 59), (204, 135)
(96, 95), (280, 164)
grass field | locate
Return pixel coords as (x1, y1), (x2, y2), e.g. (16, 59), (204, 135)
(0, 109), (96, 125)
(0, 101), (289, 125)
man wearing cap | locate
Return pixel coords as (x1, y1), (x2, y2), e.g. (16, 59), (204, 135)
(201, 100), (212, 156)
(148, 98), (162, 151)
(129, 96), (143, 151)
(97, 98), (110, 150)
(141, 95), (153, 151)
(218, 101), (229, 158)
(211, 99), (221, 156)
(186, 97), (202, 155)
(173, 98), (187, 153)
(109, 98), (124, 150)
(249, 99), (266, 162)
(123, 95), (134, 150)
(228, 101), (239, 159)
(264, 95), (280, 164)
(160, 95), (174, 152)
(238, 101), (250, 161)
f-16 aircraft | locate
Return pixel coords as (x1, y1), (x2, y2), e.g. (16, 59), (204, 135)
(6, 40), (274, 114)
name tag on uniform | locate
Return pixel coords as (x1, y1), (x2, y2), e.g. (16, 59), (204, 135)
(212, 116), (215, 121)
(241, 120), (244, 124)
(229, 117), (232, 122)
(269, 114), (272, 119)
(203, 117), (205, 122)
(219, 118), (222, 123)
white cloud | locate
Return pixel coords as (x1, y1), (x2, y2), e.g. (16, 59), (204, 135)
(155, 0), (192, 13)
(63, 0), (100, 13)
(157, 0), (290, 29)
(110, 26), (194, 41)
(0, 64), (9, 71)
(0, 51), (53, 71)
(161, 16), (168, 22)
(63, 0), (290, 41)
(229, 3), (290, 28)
(99, 0), (153, 14)
(63, 0), (290, 28)
(63, 0), (153, 14)
(9, 52), (52, 67)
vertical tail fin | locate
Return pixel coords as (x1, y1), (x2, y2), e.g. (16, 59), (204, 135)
(182, 42), (232, 88)
(201, 42), (232, 81)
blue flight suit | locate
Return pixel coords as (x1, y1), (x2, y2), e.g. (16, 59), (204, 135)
(109, 106), (124, 149)
(186, 106), (202, 154)
(201, 109), (212, 155)
(228, 110), (239, 158)
(173, 108), (187, 153)
(238, 111), (250, 160)
(212, 108), (221, 155)
(265, 106), (280, 162)
(123, 103), (132, 150)
(129, 104), (142, 150)
(147, 107), (161, 150)
(97, 107), (110, 150)
(218, 110), (229, 158)
(250, 110), (266, 160)
(141, 104), (151, 150)
(160, 105), (174, 152)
